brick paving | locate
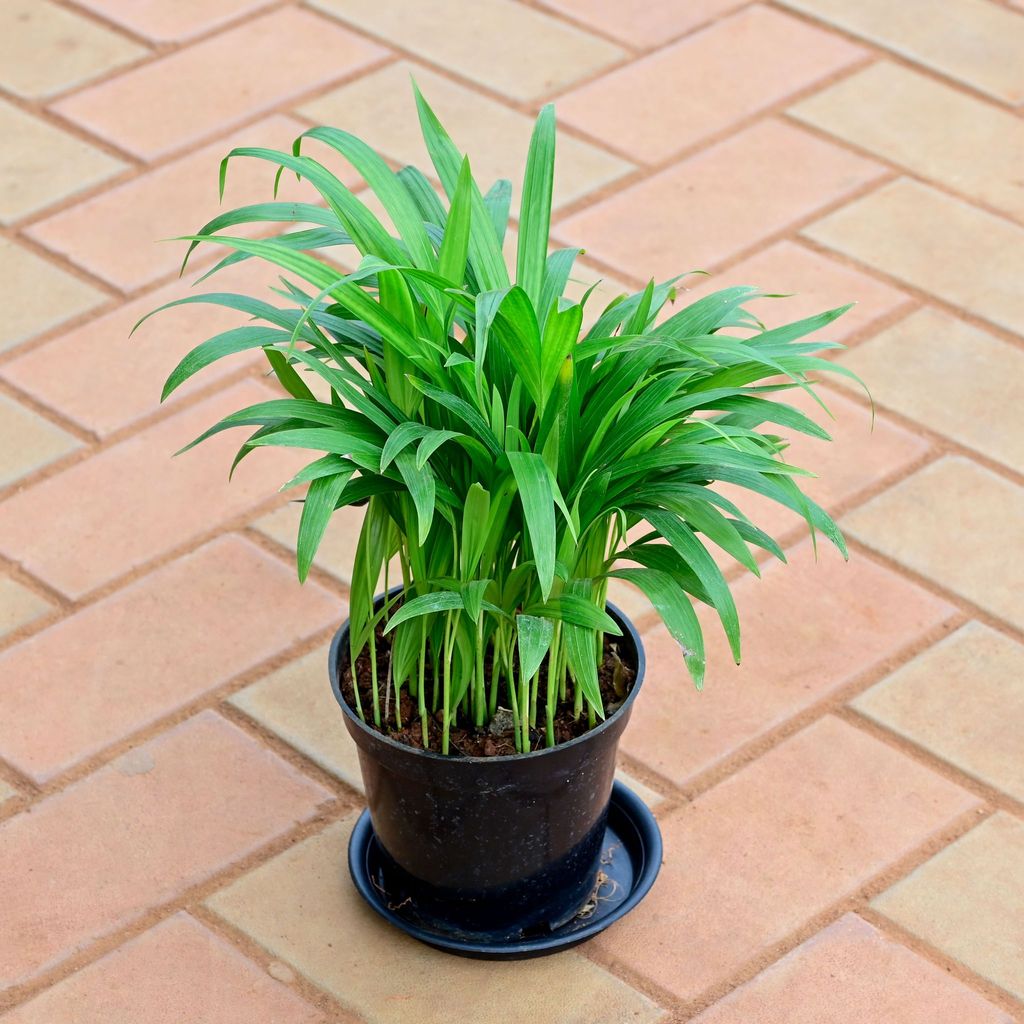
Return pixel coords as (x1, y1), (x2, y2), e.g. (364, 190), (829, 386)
(0, 1), (1022, 1021)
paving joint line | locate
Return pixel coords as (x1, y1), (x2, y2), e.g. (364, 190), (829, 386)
(546, 50), (879, 182)
(766, 0), (1024, 112)
(796, 235), (1024, 354)
(7, 618), (346, 803)
(845, 536), (1024, 647)
(781, 108), (1024, 232)
(857, 904), (1024, 1020)
(0, 801), (354, 1018)
(524, 0), (753, 56)
(188, 901), (368, 1024)
(657, 804), (1001, 1021)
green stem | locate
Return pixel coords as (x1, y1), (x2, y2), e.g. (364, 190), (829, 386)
(418, 620), (428, 748)
(545, 656), (557, 748)
(441, 611), (454, 755)
(369, 627), (381, 728)
(474, 618), (486, 727)
(519, 662), (530, 753)
(506, 655), (522, 754)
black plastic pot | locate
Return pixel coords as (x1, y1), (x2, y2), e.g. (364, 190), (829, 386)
(328, 593), (648, 945)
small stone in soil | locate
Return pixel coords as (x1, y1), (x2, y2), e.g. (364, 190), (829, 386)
(488, 707), (516, 737)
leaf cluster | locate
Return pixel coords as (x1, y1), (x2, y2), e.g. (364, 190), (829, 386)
(140, 85), (858, 754)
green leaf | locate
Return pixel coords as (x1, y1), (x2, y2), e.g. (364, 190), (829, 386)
(438, 157), (473, 285)
(296, 126), (436, 272)
(264, 348), (316, 401)
(516, 104), (555, 306)
(507, 451), (556, 601)
(462, 579), (492, 623)
(413, 81), (509, 291)
(395, 450), (435, 544)
(162, 326), (288, 400)
(384, 590), (463, 633)
(492, 288), (543, 409)
(565, 623), (604, 718)
(483, 178), (512, 246)
(461, 483), (490, 579)
(610, 568), (705, 689)
(645, 508), (741, 663)
(380, 422), (429, 471)
(297, 470), (354, 582)
(517, 614), (554, 683)
(281, 454), (351, 491)
(525, 594), (620, 633)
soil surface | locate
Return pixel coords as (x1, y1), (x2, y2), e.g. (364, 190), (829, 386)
(340, 621), (635, 756)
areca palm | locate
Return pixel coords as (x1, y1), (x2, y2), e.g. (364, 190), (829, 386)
(140, 86), (858, 755)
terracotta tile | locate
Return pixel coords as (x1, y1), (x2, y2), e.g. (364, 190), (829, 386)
(231, 647), (361, 794)
(805, 178), (1024, 337)
(559, 6), (865, 164)
(252, 501), (365, 585)
(0, 711), (330, 989)
(778, 0), (1024, 105)
(873, 814), (1024, 1000)
(791, 61), (1024, 222)
(712, 386), (930, 545)
(0, 536), (339, 782)
(840, 307), (1024, 472)
(25, 116), (332, 292)
(298, 61), (632, 209)
(0, 0), (145, 99)
(0, 101), (124, 226)
(594, 716), (977, 1002)
(0, 394), (79, 488)
(677, 240), (910, 344)
(691, 913), (1014, 1024)
(1, 260), (285, 437)
(614, 769), (665, 810)
(0, 239), (104, 354)
(556, 119), (885, 280)
(207, 816), (667, 1024)
(853, 622), (1024, 803)
(75, 0), (277, 43)
(538, 0), (748, 49)
(844, 457), (1024, 630)
(0, 577), (51, 641)
(622, 541), (954, 786)
(0, 912), (323, 1024)
(52, 8), (386, 161)
(309, 0), (624, 101)
(0, 381), (308, 599)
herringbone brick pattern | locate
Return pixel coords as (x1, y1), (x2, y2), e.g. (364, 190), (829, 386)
(1, 2), (1022, 1021)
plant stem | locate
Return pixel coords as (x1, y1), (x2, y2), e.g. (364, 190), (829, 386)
(545, 658), (557, 748)
(519, 663), (530, 752)
(441, 611), (454, 755)
(507, 657), (522, 754)
(369, 627), (381, 728)
(418, 620), (428, 748)
(474, 618), (486, 727)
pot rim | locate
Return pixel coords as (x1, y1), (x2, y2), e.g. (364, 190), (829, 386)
(328, 590), (646, 766)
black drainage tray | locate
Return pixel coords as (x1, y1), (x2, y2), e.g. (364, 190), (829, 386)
(347, 780), (663, 960)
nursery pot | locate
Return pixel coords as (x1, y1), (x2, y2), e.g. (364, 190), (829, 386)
(328, 593), (647, 943)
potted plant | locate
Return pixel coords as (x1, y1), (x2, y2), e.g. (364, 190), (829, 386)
(141, 88), (857, 956)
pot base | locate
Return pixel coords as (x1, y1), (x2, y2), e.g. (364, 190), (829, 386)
(347, 780), (662, 960)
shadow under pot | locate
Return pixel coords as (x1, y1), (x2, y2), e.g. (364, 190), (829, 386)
(328, 590), (660, 956)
